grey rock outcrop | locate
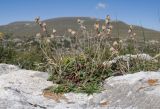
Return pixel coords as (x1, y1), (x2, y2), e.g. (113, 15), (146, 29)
(103, 53), (158, 68)
(0, 64), (160, 109)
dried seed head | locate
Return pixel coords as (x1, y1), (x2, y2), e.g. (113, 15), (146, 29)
(113, 41), (118, 47)
(46, 38), (51, 43)
(80, 25), (86, 30)
(35, 17), (40, 23)
(38, 21), (42, 26)
(98, 33), (101, 37)
(36, 33), (41, 37)
(77, 19), (81, 23)
(109, 47), (118, 55)
(128, 29), (132, 34)
(112, 50), (119, 55)
(119, 40), (123, 43)
(128, 25), (136, 40)
(103, 61), (112, 68)
(130, 25), (133, 29)
(50, 34), (54, 38)
(71, 31), (76, 35)
(77, 19), (84, 24)
(42, 22), (47, 27)
(106, 20), (109, 24)
(107, 28), (111, 35)
(105, 15), (110, 24)
(131, 37), (135, 40)
(106, 15), (110, 20)
(109, 25), (113, 29)
(102, 25), (106, 31)
(110, 47), (119, 55)
(42, 27), (46, 32)
(53, 29), (56, 34)
(68, 29), (72, 33)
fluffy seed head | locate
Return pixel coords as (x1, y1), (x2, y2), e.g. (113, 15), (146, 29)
(119, 40), (123, 43)
(53, 29), (56, 34)
(112, 50), (119, 55)
(71, 31), (76, 35)
(36, 33), (41, 37)
(109, 25), (113, 29)
(130, 25), (133, 29)
(80, 25), (86, 30)
(103, 61), (112, 68)
(113, 41), (118, 47)
(133, 33), (136, 36)
(105, 15), (110, 24)
(77, 19), (84, 24)
(102, 25), (106, 31)
(107, 28), (111, 35)
(42, 27), (46, 32)
(128, 29), (132, 34)
(46, 38), (51, 43)
(77, 19), (81, 23)
(68, 29), (72, 33)
(42, 22), (47, 27)
(50, 34), (54, 38)
(131, 37), (135, 40)
(35, 17), (40, 23)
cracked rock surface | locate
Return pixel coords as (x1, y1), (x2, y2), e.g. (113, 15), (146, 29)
(0, 64), (160, 109)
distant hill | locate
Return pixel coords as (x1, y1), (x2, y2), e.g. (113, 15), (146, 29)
(0, 17), (159, 41)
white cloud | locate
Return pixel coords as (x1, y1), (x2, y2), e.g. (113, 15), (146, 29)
(96, 2), (106, 9)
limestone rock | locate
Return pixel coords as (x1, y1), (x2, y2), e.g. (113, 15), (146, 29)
(0, 64), (160, 109)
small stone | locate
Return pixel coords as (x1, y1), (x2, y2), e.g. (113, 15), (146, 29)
(88, 95), (93, 101)
(147, 79), (158, 86)
(100, 99), (108, 106)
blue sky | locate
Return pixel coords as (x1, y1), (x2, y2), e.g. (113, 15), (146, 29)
(0, 0), (160, 31)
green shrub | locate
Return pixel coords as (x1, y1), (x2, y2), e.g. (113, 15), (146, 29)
(0, 43), (17, 64)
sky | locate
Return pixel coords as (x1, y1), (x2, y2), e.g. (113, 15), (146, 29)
(0, 0), (160, 31)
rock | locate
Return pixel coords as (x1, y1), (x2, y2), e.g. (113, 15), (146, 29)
(103, 54), (158, 67)
(103, 71), (160, 109)
(99, 99), (108, 106)
(0, 64), (160, 109)
(0, 64), (55, 109)
(0, 64), (19, 76)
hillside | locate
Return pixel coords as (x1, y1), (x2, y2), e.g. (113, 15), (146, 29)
(0, 17), (159, 41)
